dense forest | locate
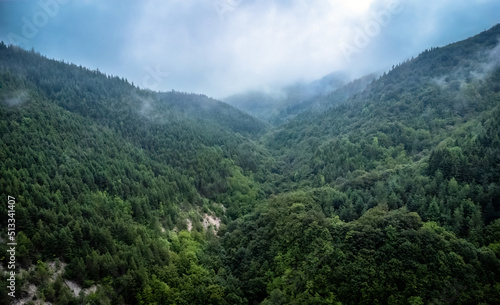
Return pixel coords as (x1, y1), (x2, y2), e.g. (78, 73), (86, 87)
(0, 24), (499, 305)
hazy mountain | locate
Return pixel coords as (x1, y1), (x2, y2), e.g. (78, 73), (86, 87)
(273, 72), (378, 123)
(224, 71), (360, 125)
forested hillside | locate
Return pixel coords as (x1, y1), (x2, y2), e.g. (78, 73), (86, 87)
(1, 24), (500, 305)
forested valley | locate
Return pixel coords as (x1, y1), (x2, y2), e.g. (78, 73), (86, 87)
(1, 24), (500, 305)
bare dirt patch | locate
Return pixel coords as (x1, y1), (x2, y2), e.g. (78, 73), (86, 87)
(202, 213), (221, 233)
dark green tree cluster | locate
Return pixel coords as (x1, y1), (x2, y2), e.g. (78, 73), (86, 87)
(222, 194), (500, 304)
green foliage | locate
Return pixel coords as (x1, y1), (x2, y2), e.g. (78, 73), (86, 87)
(1, 24), (500, 304)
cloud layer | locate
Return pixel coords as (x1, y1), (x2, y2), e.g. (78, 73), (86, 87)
(1, 0), (499, 98)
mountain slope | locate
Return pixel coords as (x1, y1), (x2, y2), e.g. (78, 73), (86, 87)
(266, 24), (500, 184)
(0, 42), (266, 136)
(229, 24), (500, 304)
(0, 42), (273, 198)
(0, 43), (274, 304)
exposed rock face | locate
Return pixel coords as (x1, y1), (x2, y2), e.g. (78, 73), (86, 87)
(203, 213), (221, 233)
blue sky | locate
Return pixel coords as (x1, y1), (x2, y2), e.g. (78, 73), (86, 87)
(1, 0), (499, 98)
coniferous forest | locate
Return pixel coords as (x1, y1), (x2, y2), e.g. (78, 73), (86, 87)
(1, 24), (500, 305)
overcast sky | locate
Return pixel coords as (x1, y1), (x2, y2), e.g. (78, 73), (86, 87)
(1, 0), (499, 98)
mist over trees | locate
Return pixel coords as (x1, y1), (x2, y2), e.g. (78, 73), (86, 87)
(0, 25), (500, 304)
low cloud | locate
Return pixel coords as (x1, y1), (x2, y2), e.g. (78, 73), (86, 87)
(1, 0), (499, 99)
(4, 90), (29, 106)
(121, 0), (500, 98)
